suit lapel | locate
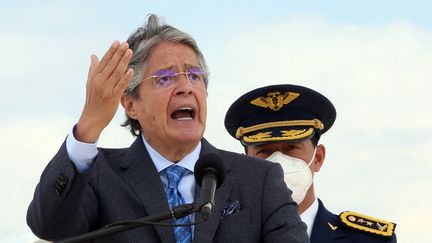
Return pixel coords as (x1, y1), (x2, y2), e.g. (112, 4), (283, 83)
(117, 136), (176, 243)
(193, 139), (232, 243)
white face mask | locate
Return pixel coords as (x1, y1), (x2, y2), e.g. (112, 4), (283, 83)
(266, 149), (316, 204)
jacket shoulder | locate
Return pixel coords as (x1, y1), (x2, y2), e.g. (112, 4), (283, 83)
(339, 211), (396, 239)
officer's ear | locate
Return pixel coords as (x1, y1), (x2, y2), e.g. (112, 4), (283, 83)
(312, 144), (325, 172)
(243, 145), (249, 155)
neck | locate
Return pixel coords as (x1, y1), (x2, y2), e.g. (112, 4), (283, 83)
(298, 185), (316, 214)
(144, 136), (199, 162)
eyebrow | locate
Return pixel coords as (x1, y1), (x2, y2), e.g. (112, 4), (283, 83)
(153, 69), (175, 76)
(152, 65), (203, 74)
(153, 64), (199, 71)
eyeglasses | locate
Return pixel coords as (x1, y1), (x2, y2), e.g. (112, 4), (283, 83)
(144, 67), (208, 88)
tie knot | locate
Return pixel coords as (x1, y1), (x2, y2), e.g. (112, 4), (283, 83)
(165, 165), (187, 189)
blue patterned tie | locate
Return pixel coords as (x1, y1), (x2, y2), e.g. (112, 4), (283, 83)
(165, 165), (192, 243)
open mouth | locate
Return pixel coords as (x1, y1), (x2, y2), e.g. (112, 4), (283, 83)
(171, 107), (195, 120)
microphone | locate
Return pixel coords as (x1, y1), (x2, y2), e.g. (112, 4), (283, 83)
(194, 153), (226, 220)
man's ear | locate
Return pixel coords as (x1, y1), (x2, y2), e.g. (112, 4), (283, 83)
(121, 95), (137, 119)
(312, 144), (326, 172)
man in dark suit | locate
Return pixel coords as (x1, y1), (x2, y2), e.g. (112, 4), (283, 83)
(225, 84), (397, 242)
(26, 15), (309, 243)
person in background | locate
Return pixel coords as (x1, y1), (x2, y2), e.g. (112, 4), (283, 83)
(26, 15), (309, 243)
(225, 84), (397, 242)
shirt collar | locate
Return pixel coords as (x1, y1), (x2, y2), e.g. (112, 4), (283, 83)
(300, 197), (319, 237)
(141, 134), (201, 173)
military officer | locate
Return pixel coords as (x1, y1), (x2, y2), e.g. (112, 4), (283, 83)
(224, 84), (397, 242)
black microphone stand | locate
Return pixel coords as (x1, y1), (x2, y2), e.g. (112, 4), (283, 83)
(55, 203), (201, 243)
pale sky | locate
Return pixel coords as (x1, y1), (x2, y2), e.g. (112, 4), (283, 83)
(1, 1), (431, 242)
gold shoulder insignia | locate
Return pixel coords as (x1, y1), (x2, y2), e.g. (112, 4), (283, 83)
(339, 211), (396, 238)
(250, 91), (300, 111)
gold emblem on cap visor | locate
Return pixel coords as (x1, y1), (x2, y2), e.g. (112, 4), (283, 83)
(236, 119), (323, 139)
(281, 129), (313, 138)
(250, 91), (300, 111)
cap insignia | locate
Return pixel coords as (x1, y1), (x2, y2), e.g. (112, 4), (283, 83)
(246, 132), (272, 140)
(250, 91), (300, 111)
(236, 119), (323, 139)
(339, 211), (396, 237)
(281, 128), (314, 139)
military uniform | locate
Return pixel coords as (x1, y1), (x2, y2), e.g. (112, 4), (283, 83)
(311, 199), (396, 242)
(224, 84), (397, 242)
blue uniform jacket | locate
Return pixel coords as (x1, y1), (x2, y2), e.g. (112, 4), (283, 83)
(310, 199), (397, 243)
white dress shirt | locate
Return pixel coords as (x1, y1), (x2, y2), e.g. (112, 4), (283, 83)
(65, 127), (98, 172)
(142, 135), (199, 205)
(299, 197), (319, 238)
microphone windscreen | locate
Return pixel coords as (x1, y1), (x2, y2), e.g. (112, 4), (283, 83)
(194, 153), (226, 188)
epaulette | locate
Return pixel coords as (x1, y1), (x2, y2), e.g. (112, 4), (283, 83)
(339, 211), (396, 238)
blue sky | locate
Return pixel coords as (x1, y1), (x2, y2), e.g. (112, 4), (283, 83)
(1, 1), (431, 242)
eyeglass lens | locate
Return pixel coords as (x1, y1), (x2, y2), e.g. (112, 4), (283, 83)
(152, 68), (207, 88)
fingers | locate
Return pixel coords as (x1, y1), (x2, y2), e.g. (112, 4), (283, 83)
(86, 40), (134, 94)
(92, 41), (133, 93)
(114, 68), (134, 97)
(87, 55), (100, 82)
(96, 40), (120, 74)
(98, 42), (130, 81)
(77, 41), (134, 142)
(105, 47), (133, 90)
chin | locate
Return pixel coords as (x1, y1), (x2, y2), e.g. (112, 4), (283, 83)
(173, 130), (203, 144)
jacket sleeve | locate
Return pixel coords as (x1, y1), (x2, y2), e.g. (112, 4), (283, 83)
(26, 140), (99, 241)
(261, 162), (310, 243)
(387, 234), (397, 243)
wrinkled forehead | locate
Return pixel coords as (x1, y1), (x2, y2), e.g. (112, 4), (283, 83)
(146, 42), (200, 71)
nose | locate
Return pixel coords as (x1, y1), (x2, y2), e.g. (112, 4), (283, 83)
(174, 73), (193, 96)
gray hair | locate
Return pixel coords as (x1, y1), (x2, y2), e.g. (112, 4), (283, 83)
(122, 14), (209, 136)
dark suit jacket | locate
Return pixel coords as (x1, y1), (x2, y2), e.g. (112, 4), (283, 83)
(27, 136), (309, 243)
(310, 199), (397, 243)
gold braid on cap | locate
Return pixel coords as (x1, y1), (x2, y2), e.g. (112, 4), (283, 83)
(235, 119), (324, 139)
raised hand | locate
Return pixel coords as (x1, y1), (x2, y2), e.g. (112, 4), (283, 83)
(75, 41), (134, 143)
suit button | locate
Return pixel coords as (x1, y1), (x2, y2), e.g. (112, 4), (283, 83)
(58, 173), (69, 185)
(54, 173), (69, 196)
(55, 187), (62, 196)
